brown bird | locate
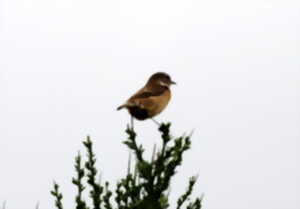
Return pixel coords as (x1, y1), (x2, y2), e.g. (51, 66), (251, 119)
(117, 72), (176, 126)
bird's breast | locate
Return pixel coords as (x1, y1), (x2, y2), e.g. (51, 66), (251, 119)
(148, 89), (171, 117)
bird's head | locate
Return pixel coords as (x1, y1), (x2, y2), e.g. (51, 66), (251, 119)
(147, 72), (176, 88)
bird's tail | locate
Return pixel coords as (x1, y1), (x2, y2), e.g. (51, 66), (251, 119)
(116, 104), (126, 110)
(117, 102), (136, 110)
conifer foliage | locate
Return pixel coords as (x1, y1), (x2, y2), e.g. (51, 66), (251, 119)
(51, 123), (202, 209)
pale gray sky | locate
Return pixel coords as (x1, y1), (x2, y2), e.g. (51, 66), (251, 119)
(0, 0), (300, 208)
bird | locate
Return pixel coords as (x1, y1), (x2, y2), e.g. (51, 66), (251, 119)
(117, 72), (176, 127)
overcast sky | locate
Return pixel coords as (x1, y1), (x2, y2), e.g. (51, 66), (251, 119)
(0, 0), (300, 208)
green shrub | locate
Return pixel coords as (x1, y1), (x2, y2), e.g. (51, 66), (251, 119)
(51, 123), (203, 209)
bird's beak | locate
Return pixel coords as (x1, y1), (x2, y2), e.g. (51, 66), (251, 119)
(171, 80), (177, 85)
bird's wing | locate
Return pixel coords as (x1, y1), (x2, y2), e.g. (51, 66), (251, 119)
(130, 88), (171, 117)
(118, 87), (165, 111)
(129, 87), (165, 100)
(123, 87), (160, 109)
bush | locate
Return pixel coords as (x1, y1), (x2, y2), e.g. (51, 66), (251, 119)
(51, 123), (203, 209)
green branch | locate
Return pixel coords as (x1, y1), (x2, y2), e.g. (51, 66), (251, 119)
(72, 152), (88, 209)
(83, 136), (104, 209)
(51, 182), (64, 209)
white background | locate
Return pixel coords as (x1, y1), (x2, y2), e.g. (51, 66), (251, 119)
(0, 0), (300, 208)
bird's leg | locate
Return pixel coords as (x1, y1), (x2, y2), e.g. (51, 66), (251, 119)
(131, 116), (134, 130)
(151, 118), (161, 126)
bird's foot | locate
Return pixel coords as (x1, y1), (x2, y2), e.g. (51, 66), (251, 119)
(151, 118), (161, 126)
